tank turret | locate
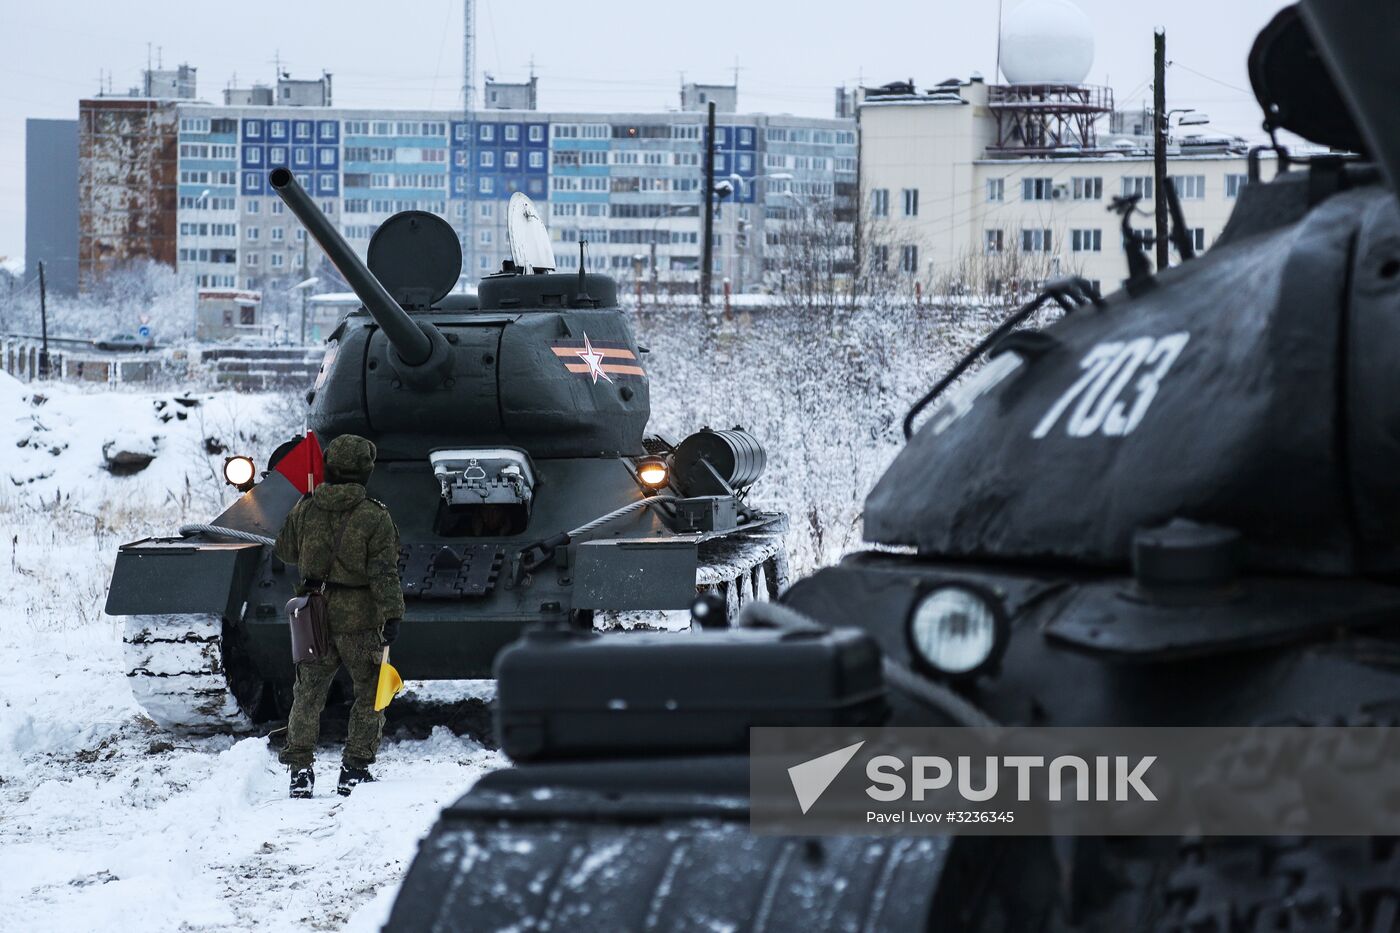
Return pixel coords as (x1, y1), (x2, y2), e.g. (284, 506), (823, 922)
(270, 169), (647, 460)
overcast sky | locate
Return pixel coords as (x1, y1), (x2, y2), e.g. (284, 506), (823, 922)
(1, 0), (1294, 262)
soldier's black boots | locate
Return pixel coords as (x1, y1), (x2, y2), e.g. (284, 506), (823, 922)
(290, 767), (314, 799)
(338, 764), (375, 796)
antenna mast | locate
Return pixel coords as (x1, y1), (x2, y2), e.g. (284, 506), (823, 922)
(463, 0), (476, 111)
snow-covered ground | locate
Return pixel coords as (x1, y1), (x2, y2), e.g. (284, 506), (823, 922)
(0, 373), (504, 931)
(0, 300), (986, 931)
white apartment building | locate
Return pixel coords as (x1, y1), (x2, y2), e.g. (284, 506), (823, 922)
(859, 78), (1262, 294)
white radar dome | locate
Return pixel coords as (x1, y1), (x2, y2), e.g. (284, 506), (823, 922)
(1000, 0), (1096, 85)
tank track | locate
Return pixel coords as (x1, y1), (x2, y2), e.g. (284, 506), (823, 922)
(1149, 837), (1400, 932)
(121, 613), (254, 735)
(121, 536), (788, 729)
(595, 532), (789, 631)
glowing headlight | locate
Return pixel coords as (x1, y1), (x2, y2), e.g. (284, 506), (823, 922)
(908, 585), (1007, 678)
(223, 455), (257, 491)
(636, 456), (670, 490)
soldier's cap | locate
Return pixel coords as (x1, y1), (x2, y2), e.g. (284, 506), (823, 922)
(324, 434), (377, 484)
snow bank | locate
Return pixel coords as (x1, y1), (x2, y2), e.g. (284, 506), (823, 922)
(0, 369), (28, 407)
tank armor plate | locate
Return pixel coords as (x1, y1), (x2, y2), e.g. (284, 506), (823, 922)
(398, 544), (506, 599)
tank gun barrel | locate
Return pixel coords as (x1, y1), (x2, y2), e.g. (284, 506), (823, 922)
(268, 168), (433, 365)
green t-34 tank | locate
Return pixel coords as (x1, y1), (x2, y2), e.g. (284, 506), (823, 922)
(105, 168), (787, 732)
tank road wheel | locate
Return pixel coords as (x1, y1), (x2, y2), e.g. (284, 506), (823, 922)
(693, 535), (787, 628)
(121, 613), (256, 735)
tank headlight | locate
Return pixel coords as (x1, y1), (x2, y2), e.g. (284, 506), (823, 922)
(636, 456), (670, 490)
(223, 455), (257, 491)
(907, 585), (1008, 679)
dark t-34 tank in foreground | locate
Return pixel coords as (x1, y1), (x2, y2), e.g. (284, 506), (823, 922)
(386, 3), (1400, 929)
(104, 168), (787, 732)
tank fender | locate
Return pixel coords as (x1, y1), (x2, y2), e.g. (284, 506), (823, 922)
(105, 540), (262, 622)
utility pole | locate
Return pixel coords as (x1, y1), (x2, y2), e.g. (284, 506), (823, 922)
(300, 237), (309, 344)
(38, 261), (50, 378)
(462, 0), (476, 277)
(701, 101), (717, 307)
(1153, 27), (1169, 272)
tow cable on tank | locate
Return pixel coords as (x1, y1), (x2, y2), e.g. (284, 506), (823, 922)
(517, 496), (677, 576)
(178, 524), (275, 546)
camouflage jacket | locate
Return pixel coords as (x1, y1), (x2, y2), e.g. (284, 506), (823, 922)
(275, 483), (405, 633)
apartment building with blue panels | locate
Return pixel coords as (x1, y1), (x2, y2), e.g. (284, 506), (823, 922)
(171, 103), (854, 296)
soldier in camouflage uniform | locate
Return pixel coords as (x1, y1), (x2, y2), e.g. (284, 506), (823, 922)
(274, 434), (405, 798)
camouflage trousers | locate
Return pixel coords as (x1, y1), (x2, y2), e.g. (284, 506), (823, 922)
(279, 627), (384, 770)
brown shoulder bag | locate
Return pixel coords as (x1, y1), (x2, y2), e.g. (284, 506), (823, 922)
(285, 510), (354, 664)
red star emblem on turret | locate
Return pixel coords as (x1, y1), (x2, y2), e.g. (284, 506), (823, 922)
(574, 332), (613, 384)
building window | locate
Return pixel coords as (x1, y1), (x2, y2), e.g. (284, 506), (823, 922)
(1022, 228), (1052, 252)
(479, 124), (495, 142)
(1071, 229), (1102, 252)
(902, 188), (919, 217)
(1225, 174), (1249, 198)
(479, 176), (494, 194)
(1122, 176), (1153, 199)
(1169, 175), (1206, 199)
(270, 254), (285, 268)
(271, 228), (284, 241)
(504, 125), (519, 142)
(528, 151), (544, 169)
(985, 229), (1004, 254)
(899, 245), (919, 274)
(479, 151), (495, 168)
(987, 178), (1005, 202)
(1190, 228), (1206, 252)
(245, 253), (259, 266)
(871, 188), (889, 218)
(1022, 178), (1054, 201)
(1130, 228), (1155, 250)
(504, 150), (520, 169)
(1071, 177), (1102, 200)
(528, 124), (544, 143)
(869, 244), (889, 273)
(246, 227), (260, 241)
(479, 230), (493, 245)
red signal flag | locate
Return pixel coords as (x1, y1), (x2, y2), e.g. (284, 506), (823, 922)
(274, 431), (325, 494)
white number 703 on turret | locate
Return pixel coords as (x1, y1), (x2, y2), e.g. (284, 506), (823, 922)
(1032, 333), (1190, 440)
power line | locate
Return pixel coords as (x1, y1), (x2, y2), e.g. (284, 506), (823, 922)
(1168, 61), (1252, 97)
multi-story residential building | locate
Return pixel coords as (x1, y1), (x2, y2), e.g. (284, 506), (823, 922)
(25, 118), (79, 295)
(77, 71), (856, 304)
(858, 77), (1269, 294)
